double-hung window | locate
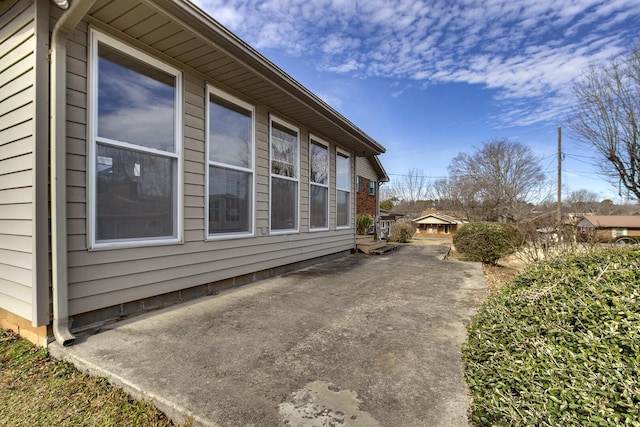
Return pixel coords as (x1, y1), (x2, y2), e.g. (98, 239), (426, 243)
(336, 150), (351, 228)
(309, 137), (329, 230)
(207, 86), (254, 238)
(270, 117), (299, 232)
(368, 180), (377, 196)
(90, 30), (182, 247)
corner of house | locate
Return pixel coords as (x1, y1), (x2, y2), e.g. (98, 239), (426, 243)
(0, 308), (50, 347)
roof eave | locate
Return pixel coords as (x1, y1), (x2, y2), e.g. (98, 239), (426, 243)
(161, 0), (385, 156)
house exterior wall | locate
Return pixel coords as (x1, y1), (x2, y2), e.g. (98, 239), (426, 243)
(415, 224), (459, 237)
(59, 12), (358, 321)
(0, 0), (50, 335)
(595, 228), (640, 241)
(356, 177), (377, 218)
(355, 156), (376, 179)
(1, 0), (384, 339)
(355, 157), (378, 218)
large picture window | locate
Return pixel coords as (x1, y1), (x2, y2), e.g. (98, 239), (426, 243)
(207, 87), (254, 237)
(90, 30), (182, 246)
(270, 118), (299, 232)
(309, 138), (329, 230)
(336, 150), (351, 229)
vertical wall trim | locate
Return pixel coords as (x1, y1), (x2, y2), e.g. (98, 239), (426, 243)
(32, 0), (50, 327)
(50, 0), (98, 346)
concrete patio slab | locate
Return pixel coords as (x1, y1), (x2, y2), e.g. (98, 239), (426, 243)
(50, 245), (486, 426)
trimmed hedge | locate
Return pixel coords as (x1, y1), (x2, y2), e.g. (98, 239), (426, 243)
(453, 222), (522, 265)
(463, 247), (640, 426)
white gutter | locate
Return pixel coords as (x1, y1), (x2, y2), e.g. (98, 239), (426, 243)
(53, 0), (69, 9)
(50, 0), (97, 346)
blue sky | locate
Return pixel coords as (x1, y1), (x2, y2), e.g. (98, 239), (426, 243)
(192, 0), (640, 203)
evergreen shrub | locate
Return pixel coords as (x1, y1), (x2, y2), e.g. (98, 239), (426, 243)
(463, 247), (640, 426)
(453, 222), (522, 265)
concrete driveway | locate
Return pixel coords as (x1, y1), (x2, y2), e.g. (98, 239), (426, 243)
(50, 245), (486, 427)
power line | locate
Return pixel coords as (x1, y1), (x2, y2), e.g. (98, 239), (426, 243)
(387, 173), (448, 179)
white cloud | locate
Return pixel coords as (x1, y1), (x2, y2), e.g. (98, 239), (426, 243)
(193, 0), (640, 127)
(321, 58), (363, 73)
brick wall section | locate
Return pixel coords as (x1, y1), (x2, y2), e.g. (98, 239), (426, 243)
(357, 177), (377, 217)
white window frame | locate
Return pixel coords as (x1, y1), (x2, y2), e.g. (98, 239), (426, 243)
(269, 115), (300, 234)
(309, 135), (330, 232)
(336, 148), (352, 230)
(205, 85), (255, 240)
(88, 29), (183, 249)
(368, 180), (377, 196)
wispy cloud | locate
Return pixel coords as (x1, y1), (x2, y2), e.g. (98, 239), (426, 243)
(193, 0), (640, 126)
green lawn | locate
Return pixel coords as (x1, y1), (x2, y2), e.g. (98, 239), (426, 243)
(0, 329), (181, 427)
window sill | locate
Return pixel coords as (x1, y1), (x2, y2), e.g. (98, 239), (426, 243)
(90, 237), (183, 251)
(309, 227), (330, 233)
(206, 232), (255, 241)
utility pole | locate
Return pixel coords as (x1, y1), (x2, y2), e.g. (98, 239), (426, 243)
(557, 127), (562, 224)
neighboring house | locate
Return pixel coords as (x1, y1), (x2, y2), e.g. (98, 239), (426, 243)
(576, 215), (640, 242)
(0, 0), (386, 346)
(413, 212), (467, 237)
(355, 156), (388, 233)
(378, 210), (404, 240)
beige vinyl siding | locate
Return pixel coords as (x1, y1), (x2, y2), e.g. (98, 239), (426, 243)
(355, 156), (377, 181)
(65, 16), (355, 317)
(183, 74), (206, 243)
(299, 129), (310, 232)
(65, 20), (89, 253)
(0, 0), (42, 323)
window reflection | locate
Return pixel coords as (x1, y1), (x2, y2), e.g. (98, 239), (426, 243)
(92, 32), (180, 245)
(271, 122), (298, 178)
(270, 119), (299, 231)
(310, 141), (328, 185)
(337, 189), (349, 228)
(336, 152), (350, 190)
(98, 43), (176, 152)
(209, 166), (252, 234)
(310, 185), (328, 229)
(336, 152), (350, 228)
(271, 177), (298, 230)
(310, 140), (329, 229)
(96, 144), (175, 240)
(207, 90), (254, 236)
(209, 94), (252, 168)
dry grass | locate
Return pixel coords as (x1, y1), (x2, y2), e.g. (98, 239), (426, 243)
(0, 329), (181, 427)
(481, 251), (529, 293)
(407, 237), (453, 247)
(482, 264), (520, 293)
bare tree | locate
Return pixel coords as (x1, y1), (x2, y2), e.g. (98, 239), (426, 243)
(564, 189), (602, 215)
(378, 184), (395, 205)
(446, 138), (547, 222)
(567, 43), (640, 200)
(433, 176), (479, 221)
(389, 168), (431, 202)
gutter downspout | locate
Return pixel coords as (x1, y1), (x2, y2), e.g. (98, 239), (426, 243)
(50, 0), (97, 346)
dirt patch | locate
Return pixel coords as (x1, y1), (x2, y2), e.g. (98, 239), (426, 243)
(482, 264), (520, 293)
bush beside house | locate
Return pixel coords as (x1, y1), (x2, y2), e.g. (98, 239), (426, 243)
(453, 222), (522, 265)
(463, 247), (640, 425)
(356, 214), (374, 235)
(388, 219), (416, 243)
